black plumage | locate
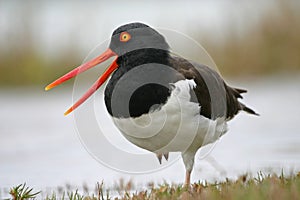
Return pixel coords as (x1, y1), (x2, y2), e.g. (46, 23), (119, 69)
(104, 46), (257, 119)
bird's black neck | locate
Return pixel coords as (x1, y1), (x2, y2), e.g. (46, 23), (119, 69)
(104, 48), (172, 118)
(116, 48), (170, 70)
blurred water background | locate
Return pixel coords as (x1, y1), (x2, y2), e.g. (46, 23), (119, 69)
(0, 0), (300, 195)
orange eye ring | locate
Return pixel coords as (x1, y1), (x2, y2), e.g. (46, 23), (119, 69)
(120, 32), (131, 42)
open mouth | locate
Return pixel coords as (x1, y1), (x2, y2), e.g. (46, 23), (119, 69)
(45, 48), (118, 115)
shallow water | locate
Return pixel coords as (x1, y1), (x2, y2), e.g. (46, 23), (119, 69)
(0, 75), (300, 194)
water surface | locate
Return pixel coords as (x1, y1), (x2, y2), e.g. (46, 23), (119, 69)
(0, 76), (299, 193)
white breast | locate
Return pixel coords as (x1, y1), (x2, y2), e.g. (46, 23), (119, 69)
(112, 79), (228, 154)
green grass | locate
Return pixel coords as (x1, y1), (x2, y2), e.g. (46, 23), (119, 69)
(3, 172), (300, 200)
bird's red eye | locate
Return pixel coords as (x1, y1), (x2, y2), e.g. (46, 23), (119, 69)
(120, 32), (131, 42)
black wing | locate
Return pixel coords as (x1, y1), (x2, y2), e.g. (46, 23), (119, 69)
(169, 56), (258, 120)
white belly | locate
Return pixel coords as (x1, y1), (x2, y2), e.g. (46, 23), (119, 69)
(112, 79), (228, 154)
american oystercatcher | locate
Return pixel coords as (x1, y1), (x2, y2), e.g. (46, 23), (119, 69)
(45, 22), (257, 185)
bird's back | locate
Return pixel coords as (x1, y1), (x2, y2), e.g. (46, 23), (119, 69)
(169, 55), (257, 120)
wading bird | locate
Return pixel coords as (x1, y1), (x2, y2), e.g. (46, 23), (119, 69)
(45, 23), (257, 185)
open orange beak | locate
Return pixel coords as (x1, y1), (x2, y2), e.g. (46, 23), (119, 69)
(45, 48), (118, 116)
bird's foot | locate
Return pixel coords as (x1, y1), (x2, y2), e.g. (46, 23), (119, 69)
(156, 153), (169, 164)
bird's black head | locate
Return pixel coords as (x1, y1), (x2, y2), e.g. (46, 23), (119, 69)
(109, 22), (170, 56)
(45, 22), (170, 115)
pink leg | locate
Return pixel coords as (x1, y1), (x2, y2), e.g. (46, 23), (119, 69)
(185, 170), (191, 186)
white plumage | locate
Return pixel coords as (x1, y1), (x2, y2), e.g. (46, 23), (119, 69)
(112, 79), (228, 174)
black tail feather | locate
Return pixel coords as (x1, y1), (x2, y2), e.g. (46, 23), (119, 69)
(235, 88), (247, 94)
(241, 103), (259, 116)
(233, 87), (259, 116)
(232, 88), (247, 99)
